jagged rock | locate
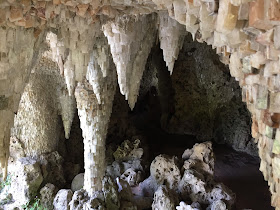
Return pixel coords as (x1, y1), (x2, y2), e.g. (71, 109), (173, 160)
(176, 201), (201, 210)
(9, 158), (43, 206)
(152, 185), (178, 210)
(106, 158), (143, 179)
(86, 196), (106, 210)
(40, 183), (57, 209)
(102, 176), (120, 210)
(53, 189), (73, 210)
(179, 143), (235, 208)
(116, 178), (133, 202)
(182, 142), (215, 177)
(71, 173), (84, 192)
(69, 189), (89, 210)
(120, 168), (142, 187)
(150, 155), (181, 190)
(206, 200), (226, 210)
(113, 139), (143, 161)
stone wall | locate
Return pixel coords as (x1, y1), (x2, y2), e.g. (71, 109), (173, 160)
(164, 35), (257, 155)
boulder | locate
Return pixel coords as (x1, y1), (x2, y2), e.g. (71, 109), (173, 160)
(150, 155), (181, 190)
(152, 185), (178, 210)
(102, 176), (120, 210)
(9, 157), (43, 205)
(206, 200), (226, 210)
(40, 151), (66, 188)
(71, 173), (84, 192)
(40, 183), (57, 209)
(69, 189), (89, 210)
(120, 168), (142, 186)
(176, 201), (201, 210)
(53, 189), (73, 210)
(113, 139), (143, 161)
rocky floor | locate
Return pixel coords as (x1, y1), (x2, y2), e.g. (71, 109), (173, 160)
(137, 121), (273, 209)
(214, 145), (273, 210)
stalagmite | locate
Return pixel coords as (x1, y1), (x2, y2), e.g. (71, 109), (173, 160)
(0, 26), (44, 177)
(158, 11), (185, 74)
(102, 14), (157, 109)
(75, 36), (117, 196)
(1, 0), (280, 208)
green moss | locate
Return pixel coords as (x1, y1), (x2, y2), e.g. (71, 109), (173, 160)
(22, 196), (48, 210)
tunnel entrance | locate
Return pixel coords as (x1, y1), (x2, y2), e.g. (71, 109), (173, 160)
(106, 35), (272, 209)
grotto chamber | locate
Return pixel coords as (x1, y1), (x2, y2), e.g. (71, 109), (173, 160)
(1, 0), (280, 210)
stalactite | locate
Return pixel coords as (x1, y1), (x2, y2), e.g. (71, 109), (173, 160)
(75, 34), (117, 196)
(158, 11), (185, 74)
(102, 14), (157, 109)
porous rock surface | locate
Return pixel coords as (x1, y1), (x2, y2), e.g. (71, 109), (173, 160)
(150, 155), (181, 190)
(1, 0), (280, 208)
(53, 189), (73, 210)
(40, 183), (57, 209)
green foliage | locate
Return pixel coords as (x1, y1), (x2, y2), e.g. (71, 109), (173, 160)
(22, 196), (48, 210)
(0, 173), (12, 192)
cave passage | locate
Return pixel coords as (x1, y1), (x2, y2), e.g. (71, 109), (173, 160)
(106, 37), (273, 210)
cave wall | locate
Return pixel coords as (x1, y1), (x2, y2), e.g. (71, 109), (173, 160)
(12, 54), (75, 158)
(164, 35), (257, 155)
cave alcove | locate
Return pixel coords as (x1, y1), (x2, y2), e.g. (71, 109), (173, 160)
(105, 34), (272, 210)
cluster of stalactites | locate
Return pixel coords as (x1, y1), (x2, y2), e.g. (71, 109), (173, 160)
(158, 11), (186, 74)
(102, 14), (157, 109)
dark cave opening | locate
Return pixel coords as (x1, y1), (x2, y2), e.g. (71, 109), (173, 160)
(104, 36), (273, 209)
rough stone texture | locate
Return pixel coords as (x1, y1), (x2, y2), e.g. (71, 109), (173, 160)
(0, 26), (45, 177)
(150, 154), (181, 190)
(178, 142), (235, 208)
(182, 142), (215, 177)
(176, 201), (201, 210)
(152, 185), (178, 210)
(71, 173), (84, 192)
(53, 189), (73, 210)
(40, 151), (66, 189)
(120, 168), (142, 187)
(106, 157), (144, 180)
(102, 176), (120, 210)
(9, 158), (43, 206)
(165, 36), (257, 155)
(40, 183), (57, 209)
(113, 139), (143, 161)
(69, 189), (89, 210)
(1, 0), (280, 208)
(12, 55), (73, 158)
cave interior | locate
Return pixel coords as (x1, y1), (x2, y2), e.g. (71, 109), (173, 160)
(0, 0), (280, 210)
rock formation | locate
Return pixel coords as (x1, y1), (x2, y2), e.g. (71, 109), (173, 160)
(0, 0), (280, 208)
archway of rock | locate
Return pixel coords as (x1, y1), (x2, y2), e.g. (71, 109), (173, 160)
(0, 1), (279, 209)
(106, 35), (273, 209)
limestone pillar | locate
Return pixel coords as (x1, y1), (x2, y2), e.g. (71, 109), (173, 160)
(0, 27), (44, 177)
(75, 35), (117, 196)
